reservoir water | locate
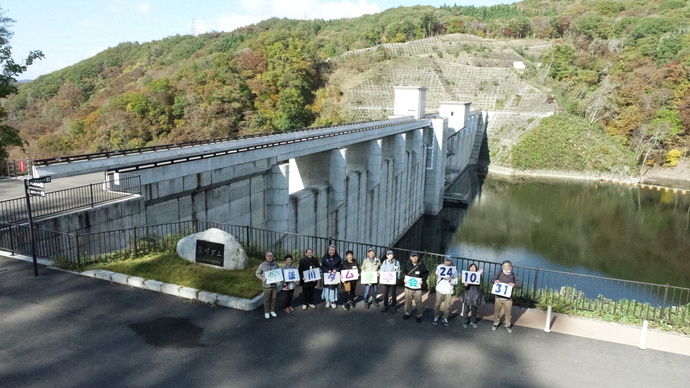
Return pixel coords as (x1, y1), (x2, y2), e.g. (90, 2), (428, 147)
(397, 169), (690, 293)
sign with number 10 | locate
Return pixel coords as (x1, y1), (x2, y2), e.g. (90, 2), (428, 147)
(461, 270), (481, 285)
(491, 282), (513, 298)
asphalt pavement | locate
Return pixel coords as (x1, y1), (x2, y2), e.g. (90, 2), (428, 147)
(1, 255), (688, 388)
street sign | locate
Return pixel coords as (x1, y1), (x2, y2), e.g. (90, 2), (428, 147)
(28, 188), (46, 197)
(29, 176), (51, 184)
(27, 180), (45, 189)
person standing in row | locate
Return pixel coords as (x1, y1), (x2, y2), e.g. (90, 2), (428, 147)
(299, 248), (320, 309)
(256, 251), (279, 319)
(341, 250), (358, 310)
(361, 248), (381, 309)
(462, 263), (484, 328)
(321, 245), (342, 309)
(380, 250), (400, 313)
(492, 260), (521, 333)
(282, 255), (298, 313)
(433, 255), (457, 326)
(403, 251), (429, 323)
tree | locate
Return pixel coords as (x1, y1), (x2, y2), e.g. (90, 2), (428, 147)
(0, 9), (43, 159)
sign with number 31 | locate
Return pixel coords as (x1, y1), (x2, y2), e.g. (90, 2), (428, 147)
(492, 282), (513, 298)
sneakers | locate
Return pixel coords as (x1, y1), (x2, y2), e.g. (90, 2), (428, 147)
(492, 324), (498, 331)
(373, 301), (380, 307)
(264, 313), (270, 319)
(471, 322), (478, 329)
(309, 304), (317, 309)
(302, 305), (308, 310)
(463, 322), (468, 328)
(391, 307), (397, 314)
(343, 303), (350, 310)
(442, 318), (449, 326)
(331, 303), (337, 309)
(325, 302), (331, 309)
(505, 326), (512, 334)
(381, 306), (389, 313)
(416, 317), (422, 323)
(403, 314), (411, 320)
(365, 303), (370, 310)
(270, 311), (277, 317)
(433, 317), (439, 325)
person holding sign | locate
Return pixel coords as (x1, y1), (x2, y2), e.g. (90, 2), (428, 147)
(432, 255), (457, 326)
(491, 260), (522, 333)
(321, 245), (342, 309)
(256, 251), (280, 319)
(299, 249), (320, 310)
(361, 248), (381, 309)
(341, 250), (358, 310)
(379, 250), (400, 313)
(461, 263), (484, 328)
(282, 255), (298, 313)
(403, 251), (429, 323)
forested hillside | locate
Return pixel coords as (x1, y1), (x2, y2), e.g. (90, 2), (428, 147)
(2, 0), (689, 172)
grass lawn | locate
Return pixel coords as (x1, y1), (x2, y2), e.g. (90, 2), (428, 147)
(81, 252), (264, 300)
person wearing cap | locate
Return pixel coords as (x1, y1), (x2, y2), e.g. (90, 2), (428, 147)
(403, 251), (429, 323)
(432, 255), (458, 326)
(341, 250), (358, 310)
(321, 245), (342, 309)
(379, 250), (400, 313)
(361, 248), (381, 309)
(491, 260), (522, 333)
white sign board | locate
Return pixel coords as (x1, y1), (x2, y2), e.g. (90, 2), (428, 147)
(303, 268), (321, 283)
(341, 269), (359, 282)
(323, 272), (341, 285)
(283, 268), (300, 283)
(491, 282), (513, 298)
(379, 271), (397, 285)
(404, 276), (422, 289)
(265, 269), (284, 284)
(461, 270), (481, 285)
(360, 271), (377, 284)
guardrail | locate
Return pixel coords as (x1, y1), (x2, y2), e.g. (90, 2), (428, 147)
(0, 175), (141, 225)
(1, 219), (687, 329)
(32, 118), (414, 167)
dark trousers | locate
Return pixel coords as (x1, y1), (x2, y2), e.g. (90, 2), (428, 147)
(464, 303), (478, 323)
(285, 289), (294, 308)
(382, 284), (397, 307)
(302, 285), (316, 305)
(344, 281), (357, 303)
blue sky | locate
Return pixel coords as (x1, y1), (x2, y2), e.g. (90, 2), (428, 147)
(2, 1), (517, 79)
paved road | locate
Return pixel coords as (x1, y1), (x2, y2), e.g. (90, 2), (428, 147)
(0, 173), (106, 200)
(1, 256), (688, 388)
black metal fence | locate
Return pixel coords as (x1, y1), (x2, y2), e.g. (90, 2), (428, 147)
(0, 219), (688, 328)
(0, 175), (141, 225)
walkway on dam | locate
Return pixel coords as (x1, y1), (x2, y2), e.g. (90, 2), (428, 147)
(1, 255), (688, 388)
(0, 173), (105, 200)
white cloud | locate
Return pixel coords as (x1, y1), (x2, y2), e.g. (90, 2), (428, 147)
(138, 2), (151, 14)
(202, 0), (380, 34)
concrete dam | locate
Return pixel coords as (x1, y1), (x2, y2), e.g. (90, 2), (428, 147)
(8, 87), (487, 257)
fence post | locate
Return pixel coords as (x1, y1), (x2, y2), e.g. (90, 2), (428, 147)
(246, 225), (250, 245)
(75, 233), (80, 265)
(659, 284), (669, 320)
(533, 268), (539, 300)
(133, 226), (138, 256)
(90, 183), (95, 208)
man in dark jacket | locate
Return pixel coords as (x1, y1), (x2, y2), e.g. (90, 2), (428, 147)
(492, 260), (522, 333)
(403, 251), (429, 323)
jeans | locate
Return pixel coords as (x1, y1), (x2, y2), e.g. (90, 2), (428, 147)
(364, 284), (378, 303)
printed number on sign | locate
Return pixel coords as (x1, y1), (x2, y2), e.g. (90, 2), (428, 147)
(438, 266), (454, 278)
(491, 282), (513, 298)
(461, 270), (481, 285)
